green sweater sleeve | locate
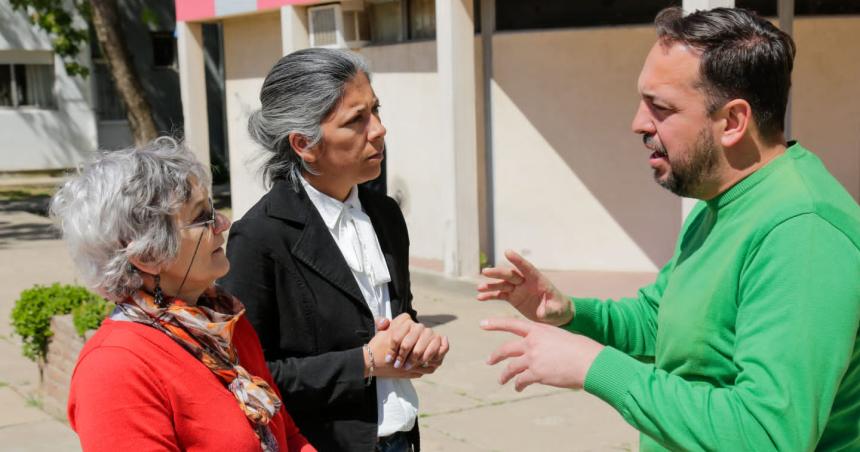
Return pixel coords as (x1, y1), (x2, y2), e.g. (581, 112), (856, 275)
(563, 257), (673, 357)
(583, 214), (860, 451)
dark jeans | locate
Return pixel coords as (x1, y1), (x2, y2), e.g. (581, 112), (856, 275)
(376, 431), (413, 452)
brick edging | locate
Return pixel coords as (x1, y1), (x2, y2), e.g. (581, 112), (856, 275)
(42, 315), (93, 422)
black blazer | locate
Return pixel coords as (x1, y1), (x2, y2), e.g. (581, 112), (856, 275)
(220, 180), (418, 452)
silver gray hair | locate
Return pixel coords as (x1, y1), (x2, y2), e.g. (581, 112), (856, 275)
(248, 48), (371, 190)
(50, 137), (211, 301)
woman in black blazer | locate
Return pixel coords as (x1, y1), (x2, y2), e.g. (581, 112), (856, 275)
(221, 49), (449, 452)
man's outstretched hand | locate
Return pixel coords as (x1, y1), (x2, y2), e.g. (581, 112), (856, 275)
(481, 317), (603, 392)
(477, 250), (573, 326)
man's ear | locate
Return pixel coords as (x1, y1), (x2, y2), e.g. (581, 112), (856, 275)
(128, 251), (160, 276)
(288, 133), (317, 165)
(718, 99), (751, 148)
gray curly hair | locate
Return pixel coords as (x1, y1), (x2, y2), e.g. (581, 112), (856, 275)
(50, 137), (210, 301)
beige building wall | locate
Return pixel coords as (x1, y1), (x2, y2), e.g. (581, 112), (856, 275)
(791, 16), (860, 201)
(357, 42), (452, 271)
(486, 17), (860, 273)
(491, 26), (682, 272)
(213, 12), (859, 274)
(222, 12), (283, 220)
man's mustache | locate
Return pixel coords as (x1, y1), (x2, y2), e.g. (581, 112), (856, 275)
(643, 134), (667, 157)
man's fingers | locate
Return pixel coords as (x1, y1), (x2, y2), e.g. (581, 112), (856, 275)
(499, 357), (530, 385)
(476, 290), (510, 302)
(514, 369), (539, 392)
(480, 317), (533, 337)
(486, 339), (525, 365)
(478, 281), (515, 293)
(480, 267), (524, 285)
(504, 249), (535, 282)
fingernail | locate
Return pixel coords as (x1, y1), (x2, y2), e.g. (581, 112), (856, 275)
(405, 363), (413, 370)
(479, 320), (488, 327)
(394, 359), (402, 369)
(385, 354), (393, 363)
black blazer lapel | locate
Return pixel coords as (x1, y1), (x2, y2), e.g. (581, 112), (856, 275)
(267, 181), (368, 309)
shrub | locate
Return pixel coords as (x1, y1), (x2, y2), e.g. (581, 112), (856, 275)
(10, 283), (102, 362)
(72, 297), (113, 337)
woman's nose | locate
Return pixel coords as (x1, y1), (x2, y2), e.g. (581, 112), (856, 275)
(213, 211), (231, 234)
(369, 114), (386, 140)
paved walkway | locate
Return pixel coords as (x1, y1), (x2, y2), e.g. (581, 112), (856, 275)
(0, 195), (81, 450)
(0, 190), (649, 451)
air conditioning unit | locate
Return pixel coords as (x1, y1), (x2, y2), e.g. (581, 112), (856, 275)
(308, 2), (370, 49)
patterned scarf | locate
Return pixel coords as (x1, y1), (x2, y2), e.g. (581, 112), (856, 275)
(116, 286), (281, 452)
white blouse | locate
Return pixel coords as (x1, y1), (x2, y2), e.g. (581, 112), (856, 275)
(301, 177), (419, 437)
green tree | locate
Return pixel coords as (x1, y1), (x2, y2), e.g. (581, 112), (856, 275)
(11, 0), (158, 145)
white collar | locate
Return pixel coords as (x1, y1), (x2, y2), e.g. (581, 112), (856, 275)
(300, 176), (391, 287)
(300, 176), (360, 231)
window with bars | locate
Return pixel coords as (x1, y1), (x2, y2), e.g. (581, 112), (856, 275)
(0, 63), (56, 109)
(496, 0), (682, 31)
(151, 31), (177, 68)
(495, 0), (860, 32)
(368, 0), (436, 44)
(736, 0), (860, 15)
(92, 63), (127, 121)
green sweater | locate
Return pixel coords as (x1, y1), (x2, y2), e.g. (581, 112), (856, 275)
(567, 143), (860, 451)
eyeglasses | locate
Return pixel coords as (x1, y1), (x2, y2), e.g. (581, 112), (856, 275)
(181, 197), (217, 230)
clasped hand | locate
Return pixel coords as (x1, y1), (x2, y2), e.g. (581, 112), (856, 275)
(364, 313), (450, 379)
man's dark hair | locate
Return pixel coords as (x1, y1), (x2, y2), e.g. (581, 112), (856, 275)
(655, 7), (796, 141)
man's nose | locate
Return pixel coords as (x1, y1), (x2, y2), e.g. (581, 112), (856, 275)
(631, 101), (655, 136)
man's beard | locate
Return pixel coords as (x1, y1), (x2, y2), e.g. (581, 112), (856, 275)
(652, 128), (720, 198)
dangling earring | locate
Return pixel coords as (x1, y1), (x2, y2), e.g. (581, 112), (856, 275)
(154, 274), (166, 308)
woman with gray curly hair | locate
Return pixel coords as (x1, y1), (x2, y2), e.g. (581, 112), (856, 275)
(53, 138), (314, 452)
(220, 48), (449, 451)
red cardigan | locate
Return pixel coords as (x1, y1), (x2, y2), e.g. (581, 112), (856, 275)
(68, 316), (315, 452)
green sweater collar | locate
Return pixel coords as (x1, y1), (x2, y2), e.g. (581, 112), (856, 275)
(707, 141), (802, 210)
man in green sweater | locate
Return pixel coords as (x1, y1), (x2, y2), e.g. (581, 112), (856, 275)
(477, 7), (860, 451)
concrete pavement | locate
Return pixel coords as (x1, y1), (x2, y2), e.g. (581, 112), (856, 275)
(0, 189), (648, 451)
(0, 194), (82, 451)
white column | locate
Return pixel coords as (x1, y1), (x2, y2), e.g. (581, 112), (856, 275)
(778, 0), (794, 140)
(281, 5), (310, 55)
(436, 0), (480, 277)
(480, 0), (496, 267)
(681, 0), (735, 220)
(176, 22), (210, 172)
